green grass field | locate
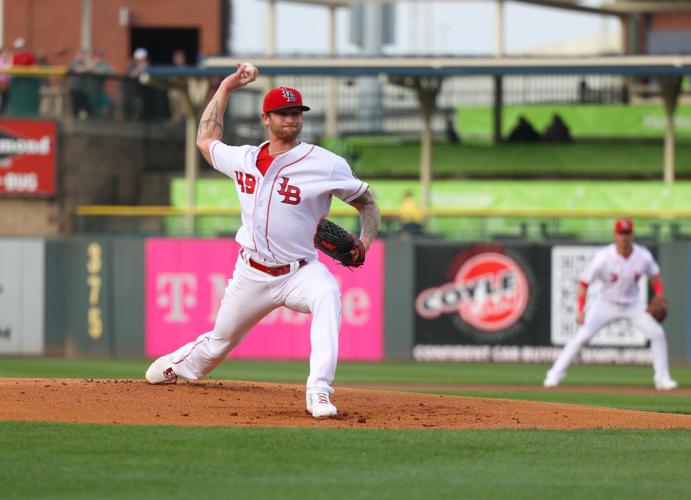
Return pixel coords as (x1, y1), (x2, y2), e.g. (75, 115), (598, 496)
(1, 359), (690, 499)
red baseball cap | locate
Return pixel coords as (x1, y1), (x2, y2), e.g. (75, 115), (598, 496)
(614, 217), (634, 234)
(263, 87), (310, 113)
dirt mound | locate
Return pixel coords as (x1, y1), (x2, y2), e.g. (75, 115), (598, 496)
(1, 378), (689, 430)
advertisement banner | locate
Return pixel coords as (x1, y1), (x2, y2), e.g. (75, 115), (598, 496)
(0, 120), (57, 195)
(551, 246), (649, 347)
(413, 243), (552, 361)
(0, 239), (45, 354)
(145, 239), (384, 360)
(456, 104), (691, 138)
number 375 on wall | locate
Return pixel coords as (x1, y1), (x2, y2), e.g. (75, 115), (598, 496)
(86, 242), (103, 340)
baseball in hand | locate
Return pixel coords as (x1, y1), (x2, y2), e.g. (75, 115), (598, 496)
(239, 62), (258, 82)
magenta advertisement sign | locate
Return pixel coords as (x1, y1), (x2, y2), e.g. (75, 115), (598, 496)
(145, 239), (384, 360)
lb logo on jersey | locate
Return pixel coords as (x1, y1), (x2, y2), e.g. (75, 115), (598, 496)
(277, 176), (301, 204)
(415, 251), (530, 333)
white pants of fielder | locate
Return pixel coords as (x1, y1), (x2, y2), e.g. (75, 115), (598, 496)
(165, 256), (341, 394)
(547, 299), (672, 383)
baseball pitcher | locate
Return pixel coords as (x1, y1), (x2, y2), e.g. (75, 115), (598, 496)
(145, 63), (381, 417)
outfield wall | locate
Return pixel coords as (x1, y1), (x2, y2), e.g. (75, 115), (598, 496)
(1, 236), (689, 364)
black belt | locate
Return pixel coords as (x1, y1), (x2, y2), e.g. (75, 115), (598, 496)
(241, 249), (306, 277)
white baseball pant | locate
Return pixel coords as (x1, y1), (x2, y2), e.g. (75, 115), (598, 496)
(167, 256), (341, 394)
(549, 299), (672, 382)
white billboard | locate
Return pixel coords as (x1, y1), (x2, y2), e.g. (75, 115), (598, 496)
(0, 239), (45, 354)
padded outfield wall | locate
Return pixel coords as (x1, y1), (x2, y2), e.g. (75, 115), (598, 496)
(0, 236), (689, 363)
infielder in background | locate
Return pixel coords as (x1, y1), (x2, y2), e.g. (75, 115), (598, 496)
(146, 63), (381, 417)
(544, 218), (678, 390)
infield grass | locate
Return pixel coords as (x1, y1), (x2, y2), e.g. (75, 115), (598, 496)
(1, 422), (689, 500)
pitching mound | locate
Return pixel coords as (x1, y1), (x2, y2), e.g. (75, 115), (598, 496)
(1, 378), (690, 430)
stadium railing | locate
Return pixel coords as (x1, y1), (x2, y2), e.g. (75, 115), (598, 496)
(73, 205), (691, 242)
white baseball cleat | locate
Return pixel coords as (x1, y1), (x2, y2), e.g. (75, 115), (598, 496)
(306, 391), (337, 418)
(654, 377), (678, 391)
(145, 355), (178, 385)
(543, 371), (564, 388)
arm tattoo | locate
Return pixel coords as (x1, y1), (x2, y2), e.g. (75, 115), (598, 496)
(350, 191), (381, 248)
(197, 98), (224, 140)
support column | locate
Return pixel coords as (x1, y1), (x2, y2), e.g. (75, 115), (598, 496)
(493, 0), (505, 144)
(185, 115), (198, 234)
(0, 0), (4, 47)
(184, 77), (210, 235)
(415, 77), (442, 211)
(325, 4), (338, 138)
(80, 0), (92, 52)
(358, 2), (384, 132)
(264, 0), (276, 91)
(495, 0), (505, 56)
(659, 76), (682, 184)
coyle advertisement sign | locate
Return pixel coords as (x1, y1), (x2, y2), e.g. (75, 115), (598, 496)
(0, 120), (57, 195)
(413, 244), (552, 361)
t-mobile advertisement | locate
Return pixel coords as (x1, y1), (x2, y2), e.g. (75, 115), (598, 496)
(413, 243), (553, 362)
(145, 239), (384, 360)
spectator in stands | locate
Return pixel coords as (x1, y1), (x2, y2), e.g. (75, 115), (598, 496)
(167, 48), (188, 122)
(398, 190), (425, 237)
(11, 38), (36, 66)
(33, 50), (51, 95)
(8, 38), (39, 115)
(507, 115), (541, 143)
(35, 50), (49, 66)
(0, 47), (12, 113)
(122, 47), (149, 121)
(68, 48), (92, 118)
(542, 113), (572, 143)
(87, 48), (114, 118)
(445, 112), (461, 144)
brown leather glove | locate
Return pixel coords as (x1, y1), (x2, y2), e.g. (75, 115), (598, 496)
(646, 296), (668, 323)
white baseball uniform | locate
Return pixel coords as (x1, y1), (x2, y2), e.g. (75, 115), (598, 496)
(163, 140), (367, 395)
(547, 243), (673, 385)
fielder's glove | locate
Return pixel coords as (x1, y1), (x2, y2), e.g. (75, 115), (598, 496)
(646, 296), (668, 323)
(314, 218), (365, 268)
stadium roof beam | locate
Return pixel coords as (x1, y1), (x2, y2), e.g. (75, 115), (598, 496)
(606, 1), (691, 13)
(199, 55), (691, 77)
(270, 0), (624, 16)
(270, 0), (691, 18)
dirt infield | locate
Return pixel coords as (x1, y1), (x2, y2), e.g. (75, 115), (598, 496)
(1, 378), (690, 430)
